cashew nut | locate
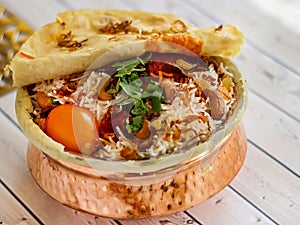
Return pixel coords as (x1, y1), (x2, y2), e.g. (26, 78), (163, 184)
(134, 119), (151, 139)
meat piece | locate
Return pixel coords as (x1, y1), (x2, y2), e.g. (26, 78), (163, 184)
(36, 92), (54, 110)
(147, 53), (208, 83)
(120, 147), (140, 160)
(99, 107), (128, 142)
(35, 117), (47, 131)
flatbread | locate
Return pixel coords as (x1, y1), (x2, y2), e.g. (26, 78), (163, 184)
(6, 9), (244, 87)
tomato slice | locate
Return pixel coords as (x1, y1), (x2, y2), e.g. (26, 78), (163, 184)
(46, 104), (99, 152)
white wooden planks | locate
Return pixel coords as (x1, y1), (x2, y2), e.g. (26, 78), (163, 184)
(0, 111), (119, 225)
(0, 183), (39, 225)
(188, 188), (275, 225)
(245, 93), (300, 175)
(0, 0), (299, 224)
(120, 212), (200, 225)
(234, 47), (300, 121)
(184, 0), (300, 73)
(231, 143), (300, 225)
(0, 0), (66, 29)
(0, 90), (18, 124)
(245, 0), (300, 35)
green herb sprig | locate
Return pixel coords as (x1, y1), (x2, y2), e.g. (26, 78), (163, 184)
(106, 53), (165, 133)
(106, 53), (151, 95)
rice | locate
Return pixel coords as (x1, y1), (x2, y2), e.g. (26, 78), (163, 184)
(29, 57), (237, 160)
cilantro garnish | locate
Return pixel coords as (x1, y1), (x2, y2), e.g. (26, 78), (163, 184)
(126, 116), (143, 133)
(50, 97), (60, 106)
(123, 80), (164, 133)
(131, 100), (147, 117)
(106, 53), (165, 133)
(106, 53), (151, 95)
(151, 96), (162, 112)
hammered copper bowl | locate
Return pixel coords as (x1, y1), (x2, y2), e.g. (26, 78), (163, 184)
(18, 56), (248, 219)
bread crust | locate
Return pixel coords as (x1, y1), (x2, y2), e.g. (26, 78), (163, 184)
(7, 9), (244, 87)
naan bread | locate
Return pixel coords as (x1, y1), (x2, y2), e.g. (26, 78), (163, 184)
(6, 9), (244, 87)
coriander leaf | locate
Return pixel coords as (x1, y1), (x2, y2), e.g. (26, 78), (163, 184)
(151, 96), (162, 112)
(106, 89), (117, 94)
(113, 53), (151, 74)
(106, 79), (120, 94)
(50, 97), (60, 106)
(131, 78), (143, 88)
(137, 53), (152, 65)
(119, 98), (136, 106)
(131, 100), (147, 116)
(147, 81), (160, 91)
(115, 64), (138, 77)
(120, 76), (129, 85)
(120, 82), (142, 98)
(152, 89), (164, 98)
(125, 118), (133, 133)
(126, 115), (143, 133)
(145, 81), (164, 98)
(141, 91), (151, 99)
(131, 116), (143, 132)
(128, 72), (139, 82)
(137, 57), (145, 66)
(112, 58), (139, 68)
(115, 66), (146, 78)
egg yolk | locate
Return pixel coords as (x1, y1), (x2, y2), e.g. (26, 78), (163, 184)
(46, 104), (99, 152)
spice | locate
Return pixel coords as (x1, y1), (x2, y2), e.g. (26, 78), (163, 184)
(215, 24), (223, 32)
(56, 31), (88, 51)
(170, 20), (187, 33)
(20, 52), (35, 59)
(99, 20), (139, 34)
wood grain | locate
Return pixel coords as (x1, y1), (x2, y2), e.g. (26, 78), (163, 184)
(0, 0), (299, 224)
(245, 93), (300, 174)
(188, 188), (275, 225)
(231, 143), (300, 225)
(185, 0), (300, 73)
(0, 183), (39, 225)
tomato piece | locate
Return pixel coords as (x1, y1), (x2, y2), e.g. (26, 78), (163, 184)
(46, 104), (99, 152)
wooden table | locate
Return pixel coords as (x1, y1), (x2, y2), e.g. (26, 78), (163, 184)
(0, 0), (299, 224)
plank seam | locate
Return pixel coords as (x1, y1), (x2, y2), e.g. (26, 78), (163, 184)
(247, 139), (299, 178)
(0, 108), (21, 132)
(228, 185), (279, 225)
(0, 179), (45, 225)
(184, 211), (204, 225)
(249, 88), (300, 123)
(113, 220), (122, 225)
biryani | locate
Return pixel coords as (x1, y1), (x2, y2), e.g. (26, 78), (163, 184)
(6, 9), (246, 172)
(27, 51), (236, 160)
